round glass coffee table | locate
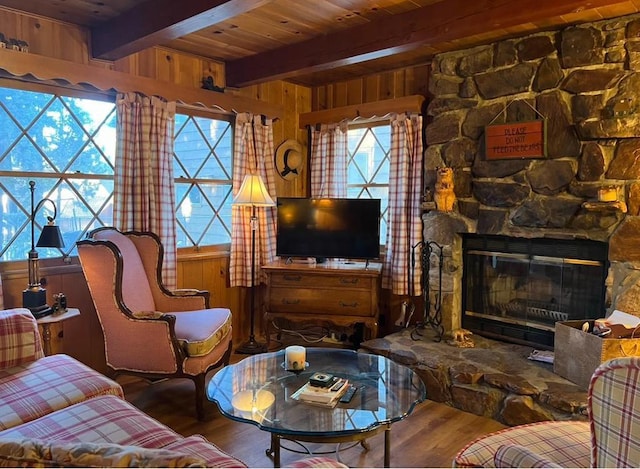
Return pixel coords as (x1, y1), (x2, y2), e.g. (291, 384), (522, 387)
(207, 347), (425, 467)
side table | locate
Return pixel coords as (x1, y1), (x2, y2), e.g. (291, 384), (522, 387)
(36, 308), (80, 356)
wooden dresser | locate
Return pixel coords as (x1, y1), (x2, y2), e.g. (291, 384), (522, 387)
(262, 259), (382, 346)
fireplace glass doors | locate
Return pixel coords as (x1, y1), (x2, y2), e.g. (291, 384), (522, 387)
(462, 234), (608, 348)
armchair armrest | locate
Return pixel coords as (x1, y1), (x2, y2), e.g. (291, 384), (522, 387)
(131, 311), (166, 319)
(171, 289), (205, 296)
(155, 289), (210, 312)
(494, 444), (562, 468)
(0, 308), (44, 369)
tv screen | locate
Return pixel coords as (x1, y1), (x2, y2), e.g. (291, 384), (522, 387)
(276, 197), (381, 261)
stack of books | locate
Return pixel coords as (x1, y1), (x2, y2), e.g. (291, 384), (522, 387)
(291, 375), (350, 408)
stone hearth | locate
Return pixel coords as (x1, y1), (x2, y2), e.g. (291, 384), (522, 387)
(360, 328), (587, 426)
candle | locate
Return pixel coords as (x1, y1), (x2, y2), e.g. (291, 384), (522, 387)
(285, 345), (306, 371)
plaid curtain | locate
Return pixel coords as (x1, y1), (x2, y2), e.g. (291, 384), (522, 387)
(382, 113), (424, 296)
(230, 113), (277, 287)
(113, 92), (178, 289)
(309, 122), (348, 197)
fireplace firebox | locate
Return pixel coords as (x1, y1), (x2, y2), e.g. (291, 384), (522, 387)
(462, 234), (609, 349)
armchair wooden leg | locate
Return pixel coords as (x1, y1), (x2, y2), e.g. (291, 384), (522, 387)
(194, 373), (206, 421)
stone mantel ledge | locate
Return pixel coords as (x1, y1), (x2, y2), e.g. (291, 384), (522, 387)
(360, 329), (588, 426)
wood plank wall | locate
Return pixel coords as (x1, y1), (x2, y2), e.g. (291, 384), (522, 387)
(0, 7), (432, 371)
(311, 66), (430, 110)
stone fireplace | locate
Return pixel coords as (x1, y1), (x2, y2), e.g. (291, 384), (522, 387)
(422, 12), (640, 345)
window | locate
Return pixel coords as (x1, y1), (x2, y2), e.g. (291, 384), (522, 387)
(0, 85), (234, 262)
(173, 113), (233, 248)
(0, 86), (116, 262)
(347, 123), (390, 242)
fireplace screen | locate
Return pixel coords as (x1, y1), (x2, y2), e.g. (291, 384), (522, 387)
(462, 234), (608, 348)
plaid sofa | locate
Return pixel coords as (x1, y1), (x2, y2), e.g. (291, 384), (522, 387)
(0, 308), (345, 468)
(453, 356), (640, 468)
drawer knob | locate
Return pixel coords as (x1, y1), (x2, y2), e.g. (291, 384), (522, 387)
(282, 298), (300, 305)
(284, 275), (302, 282)
(339, 301), (359, 308)
(340, 278), (358, 284)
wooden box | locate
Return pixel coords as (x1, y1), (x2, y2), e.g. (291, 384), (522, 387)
(554, 320), (640, 389)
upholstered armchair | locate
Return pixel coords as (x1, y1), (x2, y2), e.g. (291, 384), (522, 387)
(77, 227), (232, 420)
(453, 356), (640, 467)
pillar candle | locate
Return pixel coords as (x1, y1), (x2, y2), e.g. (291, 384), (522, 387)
(285, 345), (306, 370)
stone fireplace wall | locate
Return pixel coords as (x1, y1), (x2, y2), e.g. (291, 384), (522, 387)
(423, 12), (640, 337)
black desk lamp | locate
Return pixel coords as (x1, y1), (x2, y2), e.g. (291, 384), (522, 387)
(22, 180), (65, 318)
(233, 173), (275, 354)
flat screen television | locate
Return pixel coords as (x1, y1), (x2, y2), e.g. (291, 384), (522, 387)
(276, 197), (381, 262)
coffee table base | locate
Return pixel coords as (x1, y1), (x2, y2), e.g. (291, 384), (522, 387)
(267, 425), (391, 467)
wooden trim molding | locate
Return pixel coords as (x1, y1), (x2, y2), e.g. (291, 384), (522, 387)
(299, 95), (425, 128)
(0, 49), (283, 118)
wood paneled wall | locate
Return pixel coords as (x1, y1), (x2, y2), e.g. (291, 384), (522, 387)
(311, 65), (430, 111)
(0, 8), (91, 64)
(236, 81), (311, 198)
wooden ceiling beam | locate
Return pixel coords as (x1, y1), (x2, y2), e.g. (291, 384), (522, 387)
(226, 0), (629, 87)
(91, 0), (274, 61)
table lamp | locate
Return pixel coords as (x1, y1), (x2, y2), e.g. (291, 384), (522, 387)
(22, 180), (64, 318)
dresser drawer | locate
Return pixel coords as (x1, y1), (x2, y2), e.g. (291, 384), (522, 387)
(268, 287), (373, 316)
(269, 272), (373, 290)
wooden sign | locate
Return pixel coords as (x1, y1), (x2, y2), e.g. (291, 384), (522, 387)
(485, 120), (546, 160)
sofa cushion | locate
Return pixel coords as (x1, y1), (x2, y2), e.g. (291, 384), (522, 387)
(173, 309), (232, 357)
(0, 354), (123, 430)
(0, 395), (179, 449)
(494, 444), (562, 468)
(0, 309), (43, 369)
(286, 456), (350, 467)
(162, 435), (246, 468)
(0, 438), (207, 468)
(0, 395), (247, 467)
(453, 420), (591, 468)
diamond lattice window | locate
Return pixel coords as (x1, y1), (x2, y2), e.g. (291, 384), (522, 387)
(0, 87), (116, 261)
(174, 114), (233, 247)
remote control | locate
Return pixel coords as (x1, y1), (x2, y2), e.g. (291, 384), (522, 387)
(329, 378), (345, 392)
(339, 385), (357, 403)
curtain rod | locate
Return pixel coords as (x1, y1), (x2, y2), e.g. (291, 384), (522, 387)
(299, 95), (425, 128)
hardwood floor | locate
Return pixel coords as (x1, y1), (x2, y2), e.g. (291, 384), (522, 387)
(118, 351), (505, 468)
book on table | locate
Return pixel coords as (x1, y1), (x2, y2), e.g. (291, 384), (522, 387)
(291, 377), (350, 407)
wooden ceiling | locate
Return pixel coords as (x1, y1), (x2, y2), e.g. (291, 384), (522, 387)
(3, 0), (640, 88)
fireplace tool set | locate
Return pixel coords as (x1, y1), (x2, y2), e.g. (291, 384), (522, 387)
(409, 240), (445, 342)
